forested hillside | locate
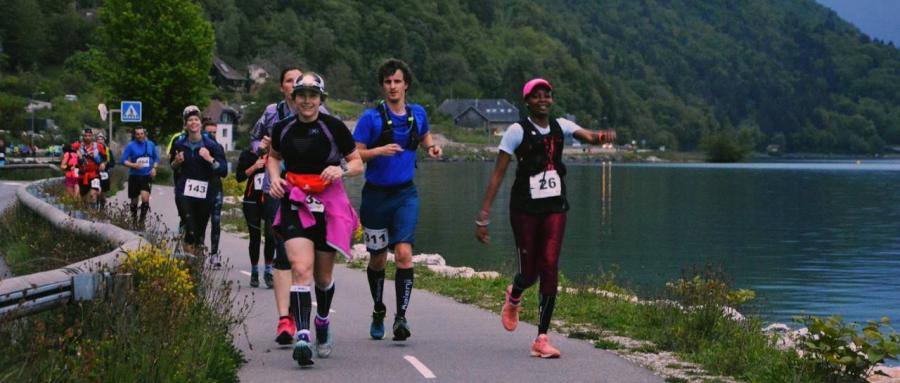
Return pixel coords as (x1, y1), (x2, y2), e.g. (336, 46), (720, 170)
(2, 0), (900, 153)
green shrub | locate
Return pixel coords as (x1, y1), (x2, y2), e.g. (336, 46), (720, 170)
(796, 315), (900, 382)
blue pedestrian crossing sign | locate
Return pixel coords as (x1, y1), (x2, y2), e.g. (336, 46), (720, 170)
(121, 101), (142, 123)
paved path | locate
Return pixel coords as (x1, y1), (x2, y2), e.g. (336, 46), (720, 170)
(114, 185), (663, 382)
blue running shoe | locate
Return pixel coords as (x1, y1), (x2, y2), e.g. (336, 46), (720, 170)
(370, 309), (386, 340)
(292, 332), (314, 367)
(314, 316), (333, 358)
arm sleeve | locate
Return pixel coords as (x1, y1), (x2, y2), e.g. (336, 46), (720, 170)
(235, 150), (256, 183)
(498, 124), (524, 155)
(352, 112), (374, 147)
(333, 120), (357, 157)
(416, 106), (430, 135)
(120, 145), (131, 166)
(557, 118), (585, 139)
(212, 144), (228, 178)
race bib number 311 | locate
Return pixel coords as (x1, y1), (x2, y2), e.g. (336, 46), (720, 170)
(364, 227), (389, 251)
(529, 170), (562, 199)
(184, 179), (209, 199)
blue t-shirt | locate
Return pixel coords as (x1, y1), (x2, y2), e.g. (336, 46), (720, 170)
(120, 139), (159, 176)
(353, 104), (429, 186)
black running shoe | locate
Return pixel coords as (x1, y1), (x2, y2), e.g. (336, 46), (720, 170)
(392, 315), (411, 341)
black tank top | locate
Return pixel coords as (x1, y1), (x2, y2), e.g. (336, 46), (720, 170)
(509, 119), (569, 214)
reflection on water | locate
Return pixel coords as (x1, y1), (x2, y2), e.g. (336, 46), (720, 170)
(347, 160), (900, 325)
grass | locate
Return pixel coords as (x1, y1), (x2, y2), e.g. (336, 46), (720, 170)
(0, 203), (116, 275)
(0, 185), (247, 382)
(0, 167), (60, 180)
(345, 259), (835, 383)
(328, 99), (367, 120)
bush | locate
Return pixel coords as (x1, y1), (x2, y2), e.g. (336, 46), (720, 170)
(120, 244), (195, 310)
(796, 315), (900, 382)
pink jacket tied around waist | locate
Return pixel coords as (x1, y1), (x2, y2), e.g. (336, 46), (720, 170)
(273, 179), (359, 259)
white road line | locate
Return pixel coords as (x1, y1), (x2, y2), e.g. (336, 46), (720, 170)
(404, 355), (436, 379)
(239, 270), (251, 276)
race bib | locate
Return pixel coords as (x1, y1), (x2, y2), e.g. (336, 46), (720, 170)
(184, 179), (208, 199)
(90, 178), (101, 190)
(363, 227), (389, 251)
(529, 170), (562, 199)
(73, 167), (79, 177)
(99, 171), (109, 180)
(136, 156), (151, 168)
(253, 173), (265, 191)
(306, 195), (324, 213)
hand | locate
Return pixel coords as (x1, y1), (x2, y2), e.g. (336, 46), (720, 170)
(475, 226), (490, 244)
(428, 144), (442, 159)
(99, 163), (106, 171)
(379, 143), (403, 157)
(254, 157), (267, 170)
(75, 151), (83, 159)
(174, 151), (185, 165)
(150, 167), (157, 178)
(198, 147), (212, 162)
(269, 177), (287, 199)
(599, 129), (617, 144)
(320, 165), (343, 183)
(259, 136), (271, 151)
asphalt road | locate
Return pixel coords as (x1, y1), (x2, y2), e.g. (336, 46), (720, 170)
(111, 185), (663, 383)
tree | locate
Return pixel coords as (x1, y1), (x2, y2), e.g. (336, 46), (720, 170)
(89, 0), (214, 138)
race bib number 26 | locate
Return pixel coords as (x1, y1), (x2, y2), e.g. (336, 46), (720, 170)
(529, 170), (562, 199)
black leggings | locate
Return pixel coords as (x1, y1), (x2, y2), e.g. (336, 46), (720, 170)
(178, 196), (212, 247)
(242, 201), (274, 266)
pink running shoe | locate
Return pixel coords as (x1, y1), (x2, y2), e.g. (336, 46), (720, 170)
(501, 285), (521, 331)
(275, 316), (296, 345)
(530, 334), (561, 358)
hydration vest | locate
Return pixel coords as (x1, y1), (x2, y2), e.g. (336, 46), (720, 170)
(509, 118), (569, 214)
(373, 101), (420, 150)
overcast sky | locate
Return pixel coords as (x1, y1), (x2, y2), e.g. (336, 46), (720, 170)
(815, 0), (900, 45)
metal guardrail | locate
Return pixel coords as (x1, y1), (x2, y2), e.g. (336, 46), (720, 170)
(0, 177), (146, 319)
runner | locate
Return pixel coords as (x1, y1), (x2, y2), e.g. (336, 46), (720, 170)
(249, 67), (302, 345)
(236, 137), (275, 288)
(170, 106), (227, 256)
(60, 143), (80, 197)
(71, 129), (108, 207)
(203, 118), (225, 267)
(353, 58), (441, 341)
(267, 72), (362, 367)
(95, 133), (114, 206)
(475, 78), (615, 358)
(120, 126), (159, 227)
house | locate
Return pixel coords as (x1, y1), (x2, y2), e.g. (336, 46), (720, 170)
(437, 99), (519, 132)
(204, 100), (240, 151)
(210, 56), (249, 92)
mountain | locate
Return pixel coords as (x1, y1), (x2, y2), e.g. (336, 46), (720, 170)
(203, 0), (900, 153)
(3, 0), (900, 154)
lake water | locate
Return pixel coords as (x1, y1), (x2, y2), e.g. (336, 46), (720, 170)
(345, 160), (900, 325)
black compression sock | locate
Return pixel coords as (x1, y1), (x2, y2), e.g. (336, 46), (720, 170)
(538, 293), (557, 334)
(315, 281), (335, 318)
(139, 204), (149, 223)
(291, 285), (312, 332)
(511, 273), (532, 300)
(395, 267), (414, 317)
(367, 267), (385, 311)
(130, 203), (138, 222)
